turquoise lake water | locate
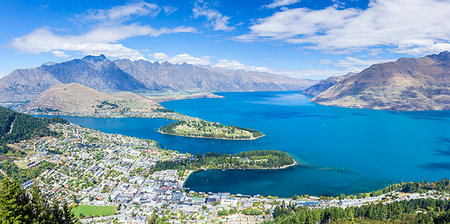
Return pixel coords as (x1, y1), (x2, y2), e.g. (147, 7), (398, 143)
(60, 91), (450, 197)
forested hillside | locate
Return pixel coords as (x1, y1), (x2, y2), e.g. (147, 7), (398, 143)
(0, 106), (66, 154)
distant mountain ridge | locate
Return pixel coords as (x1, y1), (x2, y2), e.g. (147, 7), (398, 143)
(115, 59), (312, 92)
(311, 51), (450, 111)
(0, 55), (313, 103)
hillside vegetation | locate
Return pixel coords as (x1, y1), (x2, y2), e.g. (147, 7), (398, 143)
(0, 106), (66, 154)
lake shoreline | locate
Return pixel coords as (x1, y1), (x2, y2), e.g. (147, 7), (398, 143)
(158, 129), (265, 141)
(182, 159), (298, 188)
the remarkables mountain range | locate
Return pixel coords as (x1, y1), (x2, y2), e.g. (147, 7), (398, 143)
(0, 54), (313, 103)
(307, 51), (450, 111)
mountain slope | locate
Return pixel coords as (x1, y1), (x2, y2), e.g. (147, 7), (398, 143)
(114, 59), (313, 92)
(0, 55), (146, 103)
(19, 83), (162, 115)
(302, 75), (345, 96)
(312, 52), (450, 111)
(41, 55), (146, 92)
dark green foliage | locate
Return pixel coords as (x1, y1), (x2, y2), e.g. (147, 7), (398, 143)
(268, 199), (450, 224)
(0, 178), (76, 223)
(242, 208), (263, 215)
(150, 150), (295, 173)
(0, 106), (67, 154)
(97, 101), (119, 109)
(153, 108), (174, 113)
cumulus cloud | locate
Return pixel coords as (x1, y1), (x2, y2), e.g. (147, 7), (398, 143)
(193, 0), (234, 31)
(73, 1), (161, 24)
(237, 0), (450, 55)
(167, 54), (211, 65)
(51, 50), (69, 58)
(264, 0), (300, 9)
(151, 52), (168, 60)
(12, 24), (197, 60)
(11, 1), (198, 60)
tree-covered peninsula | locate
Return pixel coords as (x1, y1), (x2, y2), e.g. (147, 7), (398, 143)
(151, 150), (296, 172)
(158, 120), (264, 140)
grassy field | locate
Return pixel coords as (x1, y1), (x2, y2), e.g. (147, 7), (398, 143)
(72, 205), (117, 217)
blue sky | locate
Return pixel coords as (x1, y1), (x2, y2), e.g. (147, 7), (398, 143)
(1, 0), (449, 79)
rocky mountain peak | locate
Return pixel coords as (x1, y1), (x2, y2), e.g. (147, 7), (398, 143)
(428, 51), (450, 62)
(82, 54), (108, 61)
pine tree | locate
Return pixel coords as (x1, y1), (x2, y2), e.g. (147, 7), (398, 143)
(31, 183), (51, 223)
(0, 178), (33, 223)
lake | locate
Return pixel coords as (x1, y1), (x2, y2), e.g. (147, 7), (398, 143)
(60, 91), (450, 197)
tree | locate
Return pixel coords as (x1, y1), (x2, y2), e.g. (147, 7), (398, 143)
(0, 178), (32, 223)
(0, 178), (77, 224)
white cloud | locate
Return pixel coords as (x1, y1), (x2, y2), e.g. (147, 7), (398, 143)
(11, 24), (197, 60)
(167, 53), (211, 65)
(193, 1), (234, 31)
(237, 0), (450, 55)
(73, 1), (161, 23)
(51, 50), (69, 58)
(12, 1), (198, 60)
(264, 0), (300, 9)
(236, 6), (359, 41)
(214, 59), (269, 72)
(331, 57), (394, 71)
(151, 52), (168, 60)
(163, 6), (178, 15)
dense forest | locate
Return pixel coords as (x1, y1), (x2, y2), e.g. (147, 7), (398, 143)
(268, 199), (450, 224)
(159, 120), (264, 139)
(151, 150), (295, 173)
(0, 106), (67, 154)
(0, 177), (76, 223)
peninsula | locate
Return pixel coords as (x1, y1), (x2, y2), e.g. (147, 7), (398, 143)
(158, 120), (264, 140)
(151, 150), (296, 173)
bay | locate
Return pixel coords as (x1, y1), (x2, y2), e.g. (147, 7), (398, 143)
(58, 91), (450, 197)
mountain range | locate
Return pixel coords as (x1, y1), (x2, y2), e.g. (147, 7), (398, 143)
(310, 51), (450, 111)
(0, 55), (313, 103)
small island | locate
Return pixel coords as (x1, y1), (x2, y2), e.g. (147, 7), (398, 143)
(151, 150), (296, 172)
(158, 120), (264, 140)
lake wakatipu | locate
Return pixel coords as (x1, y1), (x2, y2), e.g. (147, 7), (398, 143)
(59, 91), (450, 197)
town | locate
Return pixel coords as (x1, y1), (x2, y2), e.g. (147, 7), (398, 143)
(8, 123), (449, 223)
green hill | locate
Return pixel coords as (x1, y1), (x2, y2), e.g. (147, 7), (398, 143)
(0, 106), (67, 154)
